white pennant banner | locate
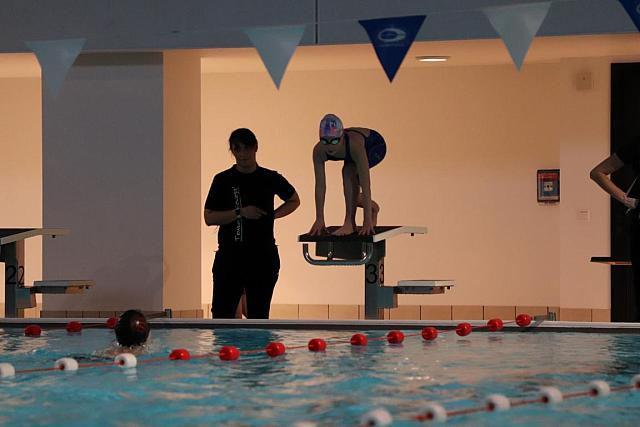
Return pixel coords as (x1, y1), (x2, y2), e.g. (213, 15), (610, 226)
(244, 25), (306, 89)
(483, 2), (551, 71)
(25, 38), (86, 97)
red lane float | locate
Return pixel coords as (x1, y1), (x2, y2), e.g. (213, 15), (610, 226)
(516, 313), (532, 327)
(487, 318), (503, 332)
(350, 333), (368, 346)
(265, 342), (286, 357)
(106, 317), (118, 329)
(421, 327), (438, 341)
(308, 338), (327, 352)
(24, 324), (42, 337)
(169, 348), (191, 360)
(219, 346), (240, 361)
(455, 322), (472, 337)
(66, 321), (82, 333)
(387, 330), (404, 344)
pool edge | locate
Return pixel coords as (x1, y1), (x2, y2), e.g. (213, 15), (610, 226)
(2, 318), (640, 332)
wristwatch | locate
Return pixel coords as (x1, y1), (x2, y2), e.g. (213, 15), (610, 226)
(235, 208), (241, 219)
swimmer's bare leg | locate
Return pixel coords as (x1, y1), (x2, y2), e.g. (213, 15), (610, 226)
(357, 192), (379, 227)
(234, 291), (247, 319)
(334, 164), (358, 235)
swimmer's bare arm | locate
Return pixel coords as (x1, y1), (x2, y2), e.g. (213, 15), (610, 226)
(310, 144), (327, 235)
(351, 140), (374, 235)
(590, 154), (637, 209)
(275, 191), (300, 219)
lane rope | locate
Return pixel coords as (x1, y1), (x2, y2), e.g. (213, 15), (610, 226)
(2, 313), (638, 426)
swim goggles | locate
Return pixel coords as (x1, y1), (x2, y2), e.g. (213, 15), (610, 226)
(320, 137), (340, 145)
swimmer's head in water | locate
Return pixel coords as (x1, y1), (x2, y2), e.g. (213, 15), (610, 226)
(319, 114), (343, 145)
(115, 309), (150, 347)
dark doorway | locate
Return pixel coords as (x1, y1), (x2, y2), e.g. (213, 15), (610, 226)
(610, 63), (640, 321)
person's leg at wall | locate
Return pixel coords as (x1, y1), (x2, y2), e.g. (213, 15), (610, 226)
(245, 248), (280, 319)
(211, 251), (244, 319)
(245, 276), (278, 319)
(212, 278), (244, 319)
(631, 217), (640, 321)
(235, 292), (248, 319)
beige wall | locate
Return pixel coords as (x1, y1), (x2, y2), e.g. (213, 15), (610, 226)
(0, 50), (616, 317)
(558, 58), (611, 309)
(163, 51), (203, 311)
(201, 55), (612, 310)
(0, 76), (42, 315)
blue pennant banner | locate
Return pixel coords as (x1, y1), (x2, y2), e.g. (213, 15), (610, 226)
(359, 15), (426, 83)
(619, 0), (640, 31)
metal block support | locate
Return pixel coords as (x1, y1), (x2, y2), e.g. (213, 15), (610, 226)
(1, 240), (33, 317)
(363, 241), (396, 319)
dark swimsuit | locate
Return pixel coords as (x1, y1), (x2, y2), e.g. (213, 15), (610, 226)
(326, 128), (387, 168)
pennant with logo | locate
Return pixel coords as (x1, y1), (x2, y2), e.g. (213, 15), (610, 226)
(244, 25), (306, 89)
(359, 15), (426, 83)
(25, 38), (85, 98)
(483, 2), (551, 71)
(618, 0), (640, 31)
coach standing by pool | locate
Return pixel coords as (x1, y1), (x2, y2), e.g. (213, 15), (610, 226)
(204, 128), (300, 319)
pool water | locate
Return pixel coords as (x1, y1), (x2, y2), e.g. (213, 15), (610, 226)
(1, 327), (639, 426)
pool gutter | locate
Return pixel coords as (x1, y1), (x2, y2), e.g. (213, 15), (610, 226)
(1, 318), (640, 333)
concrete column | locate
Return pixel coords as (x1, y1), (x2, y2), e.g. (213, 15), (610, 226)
(163, 51), (202, 312)
(43, 53), (164, 312)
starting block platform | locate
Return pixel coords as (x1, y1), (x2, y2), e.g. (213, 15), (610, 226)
(590, 256), (631, 266)
(31, 280), (94, 294)
(1, 228), (93, 318)
(299, 226), (454, 319)
(394, 280), (455, 295)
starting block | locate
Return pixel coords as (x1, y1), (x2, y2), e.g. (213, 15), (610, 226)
(299, 226), (454, 319)
(0, 228), (94, 318)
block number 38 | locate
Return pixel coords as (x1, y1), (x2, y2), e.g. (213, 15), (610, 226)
(365, 262), (384, 284)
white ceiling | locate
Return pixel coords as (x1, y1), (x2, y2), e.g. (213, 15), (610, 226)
(0, 0), (635, 52)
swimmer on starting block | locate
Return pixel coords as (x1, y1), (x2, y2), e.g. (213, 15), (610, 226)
(309, 114), (387, 236)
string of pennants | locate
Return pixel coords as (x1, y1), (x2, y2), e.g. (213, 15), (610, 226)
(23, 0), (640, 96)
